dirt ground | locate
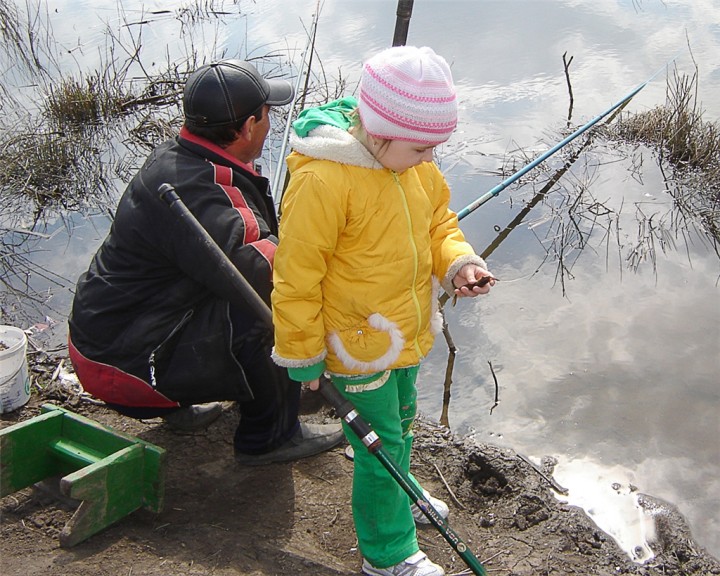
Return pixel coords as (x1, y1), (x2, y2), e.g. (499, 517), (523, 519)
(1, 351), (718, 576)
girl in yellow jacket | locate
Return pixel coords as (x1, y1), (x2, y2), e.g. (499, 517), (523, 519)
(272, 46), (494, 576)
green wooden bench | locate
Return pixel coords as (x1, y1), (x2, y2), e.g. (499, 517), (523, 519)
(0, 403), (166, 547)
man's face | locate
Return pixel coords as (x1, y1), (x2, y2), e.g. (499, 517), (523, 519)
(248, 105), (271, 161)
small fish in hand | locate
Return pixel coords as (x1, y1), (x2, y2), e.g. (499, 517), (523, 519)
(452, 275), (497, 306)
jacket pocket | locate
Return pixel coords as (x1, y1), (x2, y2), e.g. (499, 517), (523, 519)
(327, 313), (405, 372)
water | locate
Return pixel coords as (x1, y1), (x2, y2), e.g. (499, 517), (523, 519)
(1, 0), (718, 561)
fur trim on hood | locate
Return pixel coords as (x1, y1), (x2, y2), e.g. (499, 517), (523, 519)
(289, 124), (382, 169)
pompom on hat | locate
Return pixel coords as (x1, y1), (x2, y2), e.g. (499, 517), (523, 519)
(358, 45), (457, 145)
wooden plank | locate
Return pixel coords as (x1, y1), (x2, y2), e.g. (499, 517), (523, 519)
(59, 444), (144, 547)
(0, 410), (65, 495)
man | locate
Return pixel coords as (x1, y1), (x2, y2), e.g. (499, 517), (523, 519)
(68, 59), (343, 465)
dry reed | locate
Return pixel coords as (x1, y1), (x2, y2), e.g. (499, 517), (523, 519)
(614, 69), (719, 182)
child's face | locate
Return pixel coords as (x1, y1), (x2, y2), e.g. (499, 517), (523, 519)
(374, 139), (437, 172)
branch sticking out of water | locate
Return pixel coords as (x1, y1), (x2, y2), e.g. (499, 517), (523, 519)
(439, 305), (456, 428)
(488, 361), (499, 415)
(563, 51), (574, 125)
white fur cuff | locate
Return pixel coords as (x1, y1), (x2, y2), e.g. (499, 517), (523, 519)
(271, 347), (327, 369)
(442, 254), (488, 294)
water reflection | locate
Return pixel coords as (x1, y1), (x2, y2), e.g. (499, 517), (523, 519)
(0, 0), (718, 561)
(554, 460), (658, 562)
(431, 201), (719, 557)
(0, 0), (289, 336)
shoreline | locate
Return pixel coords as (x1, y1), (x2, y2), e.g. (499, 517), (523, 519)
(1, 351), (718, 575)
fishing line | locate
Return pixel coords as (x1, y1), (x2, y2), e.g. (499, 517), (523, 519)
(271, 0), (323, 206)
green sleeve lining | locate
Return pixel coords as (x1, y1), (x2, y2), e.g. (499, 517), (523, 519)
(288, 362), (325, 382)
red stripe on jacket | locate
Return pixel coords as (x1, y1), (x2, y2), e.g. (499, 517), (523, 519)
(212, 164), (261, 244)
(251, 238), (276, 271)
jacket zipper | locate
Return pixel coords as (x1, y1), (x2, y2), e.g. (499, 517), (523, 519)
(393, 171), (423, 357)
(148, 309), (194, 388)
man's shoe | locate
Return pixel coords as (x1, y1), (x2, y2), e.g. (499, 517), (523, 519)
(235, 422), (344, 465)
(411, 490), (449, 525)
(162, 402), (223, 432)
(362, 551), (445, 576)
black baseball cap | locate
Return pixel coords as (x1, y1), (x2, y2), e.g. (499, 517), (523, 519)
(183, 59), (294, 128)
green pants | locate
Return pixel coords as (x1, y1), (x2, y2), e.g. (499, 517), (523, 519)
(333, 367), (425, 568)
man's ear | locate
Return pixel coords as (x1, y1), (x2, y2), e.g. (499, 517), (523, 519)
(239, 115), (256, 140)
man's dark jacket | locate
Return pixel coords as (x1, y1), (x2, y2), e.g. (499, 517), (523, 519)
(69, 127), (279, 405)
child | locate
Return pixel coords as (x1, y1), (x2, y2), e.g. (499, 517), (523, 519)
(271, 46), (493, 576)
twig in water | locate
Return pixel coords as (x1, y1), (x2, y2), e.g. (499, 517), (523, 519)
(563, 51), (574, 124)
(439, 306), (456, 427)
(488, 361), (499, 414)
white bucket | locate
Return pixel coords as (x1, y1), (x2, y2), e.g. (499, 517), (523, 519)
(0, 325), (31, 413)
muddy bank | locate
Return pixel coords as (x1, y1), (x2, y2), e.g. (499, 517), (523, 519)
(1, 351), (718, 575)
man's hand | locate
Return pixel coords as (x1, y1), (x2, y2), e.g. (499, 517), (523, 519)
(304, 378), (320, 391)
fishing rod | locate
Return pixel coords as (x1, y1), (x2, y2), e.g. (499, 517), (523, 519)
(159, 184), (273, 326)
(272, 0), (322, 205)
(392, 0), (414, 46)
(275, 0), (410, 204)
(158, 183), (488, 576)
(437, 60), (678, 424)
(477, 83), (635, 264)
(319, 379), (488, 576)
(456, 59), (675, 222)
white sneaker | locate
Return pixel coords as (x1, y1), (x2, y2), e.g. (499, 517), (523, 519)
(411, 490), (449, 525)
(362, 550), (445, 576)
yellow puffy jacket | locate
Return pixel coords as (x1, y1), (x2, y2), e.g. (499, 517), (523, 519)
(271, 124), (485, 379)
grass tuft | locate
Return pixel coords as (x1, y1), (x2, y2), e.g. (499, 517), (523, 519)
(45, 71), (132, 127)
(614, 69), (720, 179)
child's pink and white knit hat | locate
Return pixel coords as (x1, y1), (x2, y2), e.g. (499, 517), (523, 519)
(358, 45), (457, 145)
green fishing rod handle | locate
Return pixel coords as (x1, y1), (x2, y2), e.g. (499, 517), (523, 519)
(378, 449), (487, 575)
(318, 380), (488, 575)
(318, 378), (381, 452)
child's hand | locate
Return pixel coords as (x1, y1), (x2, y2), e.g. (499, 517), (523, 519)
(452, 264), (496, 298)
